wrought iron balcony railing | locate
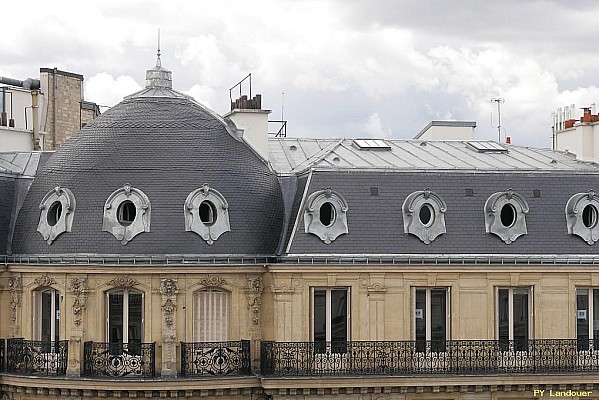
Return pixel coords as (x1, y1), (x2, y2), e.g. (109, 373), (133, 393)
(261, 339), (599, 376)
(180, 340), (251, 377)
(6, 338), (68, 376)
(0, 339), (4, 373)
(83, 341), (155, 378)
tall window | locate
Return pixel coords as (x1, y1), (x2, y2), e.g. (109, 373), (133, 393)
(497, 287), (532, 351)
(107, 289), (143, 347)
(576, 288), (599, 350)
(193, 288), (229, 342)
(414, 288), (449, 352)
(34, 289), (60, 344)
(311, 288), (349, 353)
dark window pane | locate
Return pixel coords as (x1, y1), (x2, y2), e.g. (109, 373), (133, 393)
(513, 289), (529, 351)
(128, 292), (143, 345)
(498, 289), (509, 350)
(577, 289), (590, 350)
(41, 291), (52, 343)
(415, 289), (426, 352)
(109, 291), (124, 346)
(313, 290), (326, 352)
(330, 289), (347, 343)
(430, 289), (446, 352)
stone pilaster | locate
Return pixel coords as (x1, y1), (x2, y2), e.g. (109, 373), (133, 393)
(67, 277), (86, 377)
(160, 278), (178, 377)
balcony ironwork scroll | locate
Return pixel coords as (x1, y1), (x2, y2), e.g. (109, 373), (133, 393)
(6, 338), (68, 376)
(0, 339), (4, 372)
(261, 339), (599, 376)
(180, 340), (251, 377)
(83, 341), (155, 378)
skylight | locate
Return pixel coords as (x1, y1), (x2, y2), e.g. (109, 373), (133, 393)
(353, 139), (391, 150)
(466, 141), (508, 153)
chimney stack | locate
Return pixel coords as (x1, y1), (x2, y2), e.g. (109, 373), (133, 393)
(224, 93), (271, 160)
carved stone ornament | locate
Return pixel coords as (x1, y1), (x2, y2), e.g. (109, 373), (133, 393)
(199, 275), (227, 287)
(566, 190), (599, 245)
(108, 276), (139, 288)
(184, 184), (231, 245)
(367, 282), (387, 293)
(70, 278), (86, 327)
(163, 298), (176, 328)
(37, 186), (76, 244)
(247, 277), (264, 325)
(402, 188), (447, 244)
(160, 278), (178, 297)
(34, 274), (56, 288)
(484, 189), (529, 244)
(304, 188), (349, 244)
(102, 184), (151, 245)
(8, 276), (22, 324)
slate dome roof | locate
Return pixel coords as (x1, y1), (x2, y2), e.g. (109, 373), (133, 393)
(11, 61), (284, 256)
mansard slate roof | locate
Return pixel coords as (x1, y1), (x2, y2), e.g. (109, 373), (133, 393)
(4, 77), (599, 260)
(10, 94), (284, 255)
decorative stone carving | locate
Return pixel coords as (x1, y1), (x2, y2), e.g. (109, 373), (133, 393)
(484, 189), (529, 244)
(246, 277), (264, 325)
(367, 282), (387, 293)
(8, 276), (22, 326)
(199, 275), (227, 287)
(160, 278), (178, 328)
(70, 278), (86, 327)
(184, 184), (231, 245)
(163, 298), (176, 328)
(402, 188), (447, 244)
(102, 183), (151, 245)
(160, 278), (178, 297)
(108, 276), (139, 288)
(271, 284), (295, 294)
(304, 188), (349, 244)
(566, 190), (599, 245)
(37, 186), (76, 244)
(34, 274), (56, 288)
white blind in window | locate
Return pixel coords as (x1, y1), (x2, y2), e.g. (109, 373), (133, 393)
(194, 289), (228, 342)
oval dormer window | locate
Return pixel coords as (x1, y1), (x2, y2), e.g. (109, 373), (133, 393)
(199, 200), (217, 226)
(500, 203), (517, 228)
(402, 188), (447, 244)
(47, 201), (63, 227)
(37, 186), (76, 244)
(117, 200), (136, 227)
(484, 189), (529, 244)
(566, 191), (599, 244)
(102, 184), (151, 245)
(304, 188), (349, 244)
(184, 184), (230, 245)
(319, 202), (336, 227)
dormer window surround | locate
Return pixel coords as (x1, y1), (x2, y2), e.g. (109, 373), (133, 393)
(184, 184), (230, 245)
(37, 186), (76, 244)
(402, 188), (447, 244)
(566, 190), (599, 245)
(304, 188), (348, 244)
(102, 184), (151, 245)
(484, 189), (529, 244)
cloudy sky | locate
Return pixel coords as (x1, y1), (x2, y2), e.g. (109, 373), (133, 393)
(2, 0), (599, 147)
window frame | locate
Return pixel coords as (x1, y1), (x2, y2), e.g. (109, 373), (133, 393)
(310, 287), (351, 346)
(304, 189), (349, 244)
(495, 286), (534, 351)
(193, 287), (230, 343)
(576, 287), (599, 350)
(412, 287), (450, 352)
(33, 288), (61, 343)
(402, 188), (447, 244)
(484, 189), (529, 244)
(105, 288), (145, 345)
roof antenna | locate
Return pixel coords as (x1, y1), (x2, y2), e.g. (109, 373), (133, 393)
(156, 28), (161, 67)
(491, 97), (505, 142)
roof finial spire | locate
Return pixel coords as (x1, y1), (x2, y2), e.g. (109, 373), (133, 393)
(156, 28), (161, 67)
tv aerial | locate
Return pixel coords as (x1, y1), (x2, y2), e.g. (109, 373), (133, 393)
(491, 97), (505, 142)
